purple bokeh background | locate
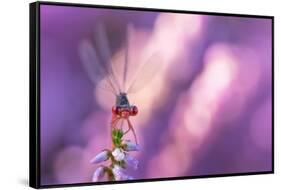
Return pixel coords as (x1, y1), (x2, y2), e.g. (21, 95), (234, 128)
(40, 4), (272, 185)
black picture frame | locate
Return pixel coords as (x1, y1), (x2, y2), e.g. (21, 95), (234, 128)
(29, 1), (274, 189)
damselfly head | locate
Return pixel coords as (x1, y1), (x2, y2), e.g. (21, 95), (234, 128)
(112, 105), (138, 118)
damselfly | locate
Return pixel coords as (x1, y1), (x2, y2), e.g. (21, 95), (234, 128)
(79, 23), (160, 145)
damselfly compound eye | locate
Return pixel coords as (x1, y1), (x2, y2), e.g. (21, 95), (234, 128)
(130, 106), (138, 116)
(112, 106), (121, 115)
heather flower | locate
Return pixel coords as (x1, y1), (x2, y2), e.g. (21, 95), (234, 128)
(112, 148), (125, 161)
(92, 166), (105, 182)
(112, 165), (127, 181)
(124, 154), (139, 170)
(123, 140), (140, 151)
(90, 150), (110, 164)
(90, 124), (140, 181)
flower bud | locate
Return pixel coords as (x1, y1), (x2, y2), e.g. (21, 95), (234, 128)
(127, 176), (134, 180)
(112, 148), (125, 161)
(123, 140), (140, 151)
(92, 166), (105, 182)
(124, 154), (139, 170)
(112, 165), (127, 181)
(90, 150), (109, 164)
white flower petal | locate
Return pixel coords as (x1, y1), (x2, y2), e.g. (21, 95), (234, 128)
(112, 148), (125, 161)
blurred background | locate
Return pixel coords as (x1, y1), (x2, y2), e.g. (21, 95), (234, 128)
(40, 4), (272, 185)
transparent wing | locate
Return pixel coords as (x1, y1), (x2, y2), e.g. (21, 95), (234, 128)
(79, 23), (122, 95)
(126, 53), (162, 94)
(122, 23), (133, 91)
(110, 23), (134, 93)
(94, 23), (122, 93)
(79, 23), (161, 95)
(79, 40), (118, 95)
